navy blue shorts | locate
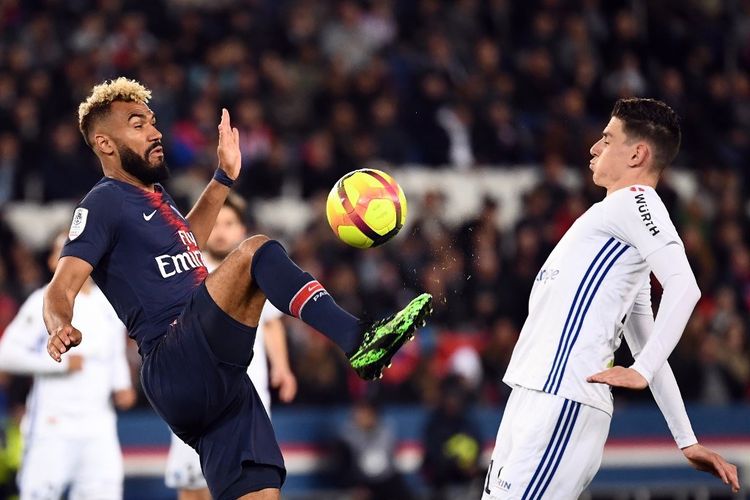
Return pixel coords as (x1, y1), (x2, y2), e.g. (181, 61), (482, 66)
(141, 282), (286, 499)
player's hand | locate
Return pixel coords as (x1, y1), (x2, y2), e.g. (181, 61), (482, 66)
(66, 354), (84, 373)
(271, 366), (297, 403)
(47, 324), (83, 362)
(682, 443), (740, 492)
(216, 108), (241, 181)
(113, 388), (137, 411)
(586, 366), (648, 389)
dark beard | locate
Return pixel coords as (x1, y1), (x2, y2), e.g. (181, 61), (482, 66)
(118, 142), (170, 184)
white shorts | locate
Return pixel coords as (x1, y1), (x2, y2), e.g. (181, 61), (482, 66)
(164, 432), (208, 490)
(19, 432), (123, 500)
(482, 387), (611, 500)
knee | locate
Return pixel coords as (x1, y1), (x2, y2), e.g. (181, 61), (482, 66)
(238, 234), (271, 261)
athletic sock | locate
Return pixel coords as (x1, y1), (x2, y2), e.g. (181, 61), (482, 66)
(251, 240), (361, 354)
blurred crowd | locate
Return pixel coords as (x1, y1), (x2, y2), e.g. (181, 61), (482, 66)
(0, 0), (749, 414)
(2, 0), (750, 202)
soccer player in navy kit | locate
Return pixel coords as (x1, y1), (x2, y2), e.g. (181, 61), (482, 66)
(42, 77), (432, 500)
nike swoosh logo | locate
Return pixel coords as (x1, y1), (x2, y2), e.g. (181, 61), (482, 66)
(143, 210), (157, 221)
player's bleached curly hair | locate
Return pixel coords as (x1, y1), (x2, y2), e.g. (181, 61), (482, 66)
(78, 77), (152, 147)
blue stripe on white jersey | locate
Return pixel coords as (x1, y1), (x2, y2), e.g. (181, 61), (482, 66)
(522, 399), (582, 500)
(543, 238), (630, 394)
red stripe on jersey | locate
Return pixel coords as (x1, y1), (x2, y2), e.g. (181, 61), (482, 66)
(289, 281), (325, 317)
(145, 190), (209, 283)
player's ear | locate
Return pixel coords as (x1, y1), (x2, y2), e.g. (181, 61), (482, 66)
(94, 133), (115, 156)
(629, 142), (650, 169)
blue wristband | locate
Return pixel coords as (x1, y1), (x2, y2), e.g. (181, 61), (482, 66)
(213, 168), (235, 188)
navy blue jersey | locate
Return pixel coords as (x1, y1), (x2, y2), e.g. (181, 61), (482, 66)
(62, 177), (208, 354)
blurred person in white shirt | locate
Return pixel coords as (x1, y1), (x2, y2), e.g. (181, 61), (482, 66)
(0, 232), (135, 500)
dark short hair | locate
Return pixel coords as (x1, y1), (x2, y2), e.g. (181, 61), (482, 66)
(223, 193), (247, 226)
(611, 98), (681, 171)
(79, 106), (111, 147)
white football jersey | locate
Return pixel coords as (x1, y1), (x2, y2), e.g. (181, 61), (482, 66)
(0, 285), (130, 438)
(503, 185), (682, 415)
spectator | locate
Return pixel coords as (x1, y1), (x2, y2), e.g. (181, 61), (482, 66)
(422, 374), (483, 500)
(41, 123), (101, 201)
(333, 399), (414, 500)
(0, 134), (19, 204)
(370, 94), (411, 164)
(291, 330), (351, 405)
(321, 0), (375, 73)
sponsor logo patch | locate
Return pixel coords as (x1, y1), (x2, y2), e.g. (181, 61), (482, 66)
(68, 208), (88, 240)
(495, 466), (511, 492)
(634, 193), (660, 236)
(155, 231), (206, 278)
(535, 268), (560, 284)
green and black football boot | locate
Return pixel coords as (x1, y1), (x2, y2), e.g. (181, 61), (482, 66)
(348, 293), (433, 380)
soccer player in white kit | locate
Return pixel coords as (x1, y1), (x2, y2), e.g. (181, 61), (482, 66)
(165, 195), (298, 499)
(0, 233), (136, 500)
(482, 98), (740, 499)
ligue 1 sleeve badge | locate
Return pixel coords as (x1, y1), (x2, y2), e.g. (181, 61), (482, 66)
(69, 207), (89, 240)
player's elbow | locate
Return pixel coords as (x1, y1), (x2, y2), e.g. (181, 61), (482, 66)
(685, 277), (701, 305)
(666, 271), (701, 306)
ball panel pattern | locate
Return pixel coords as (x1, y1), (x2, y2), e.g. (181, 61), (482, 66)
(326, 168), (407, 248)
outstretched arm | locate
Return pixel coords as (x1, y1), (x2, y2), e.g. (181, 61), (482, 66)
(624, 285), (697, 446)
(43, 256), (92, 362)
(621, 282), (739, 492)
(630, 244), (701, 381)
(186, 108), (242, 249)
